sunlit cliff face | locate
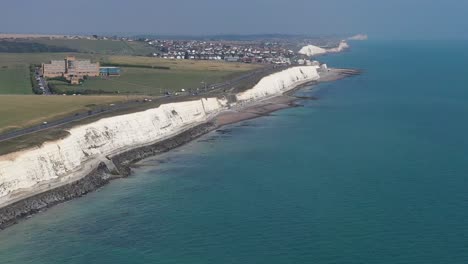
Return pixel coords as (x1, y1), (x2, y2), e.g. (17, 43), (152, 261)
(0, 66), (320, 207)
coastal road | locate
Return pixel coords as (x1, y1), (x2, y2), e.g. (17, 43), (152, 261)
(0, 65), (282, 143)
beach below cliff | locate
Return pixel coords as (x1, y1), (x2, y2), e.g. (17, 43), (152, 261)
(216, 68), (359, 126)
(0, 67), (358, 230)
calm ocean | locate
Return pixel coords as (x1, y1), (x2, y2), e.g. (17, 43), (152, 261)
(1, 40), (468, 263)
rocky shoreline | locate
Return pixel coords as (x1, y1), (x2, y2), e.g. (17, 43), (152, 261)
(0, 162), (111, 229)
(0, 68), (359, 230)
(0, 122), (216, 229)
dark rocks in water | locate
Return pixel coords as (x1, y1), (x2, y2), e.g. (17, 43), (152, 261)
(0, 122), (217, 230)
(112, 122), (216, 177)
(215, 129), (232, 135)
(0, 68), (361, 231)
(0, 163), (111, 230)
(198, 137), (218, 143)
(290, 103), (304, 108)
(239, 122), (258, 128)
(294, 95), (319, 100)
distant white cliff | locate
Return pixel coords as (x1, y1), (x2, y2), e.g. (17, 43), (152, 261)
(0, 66), (321, 208)
(298, 45), (328, 57)
(299, 40), (350, 57)
(348, 34), (368, 41)
(327, 41), (350, 53)
(236, 66), (320, 102)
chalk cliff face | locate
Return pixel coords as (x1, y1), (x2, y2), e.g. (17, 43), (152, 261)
(348, 34), (368, 41)
(236, 66), (320, 102)
(298, 45), (328, 57)
(327, 41), (350, 53)
(299, 41), (349, 57)
(0, 98), (227, 207)
(0, 66), (320, 208)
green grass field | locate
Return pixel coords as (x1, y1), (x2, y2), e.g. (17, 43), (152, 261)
(0, 95), (130, 133)
(85, 56), (261, 94)
(0, 66), (31, 94)
(0, 53), (262, 95)
(33, 39), (156, 55)
(0, 40), (266, 154)
(102, 56), (258, 71)
(0, 53), (94, 95)
(0, 53), (83, 94)
(0, 53), (95, 67)
(52, 67), (247, 95)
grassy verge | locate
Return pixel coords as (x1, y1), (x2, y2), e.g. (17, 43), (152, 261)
(100, 62), (170, 70)
(0, 53), (262, 95)
(0, 130), (70, 156)
(0, 95), (133, 134)
(33, 39), (156, 55)
(0, 97), (164, 156)
(0, 65), (32, 94)
(50, 67), (247, 95)
(0, 64), (280, 155)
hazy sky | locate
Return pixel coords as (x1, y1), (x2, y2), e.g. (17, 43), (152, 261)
(1, 0), (467, 39)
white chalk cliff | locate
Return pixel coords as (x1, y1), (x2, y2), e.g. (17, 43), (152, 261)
(236, 66), (319, 102)
(0, 66), (321, 208)
(298, 45), (327, 57)
(348, 34), (368, 41)
(327, 41), (350, 53)
(299, 41), (349, 57)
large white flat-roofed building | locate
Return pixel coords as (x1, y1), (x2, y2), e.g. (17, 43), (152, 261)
(42, 56), (100, 84)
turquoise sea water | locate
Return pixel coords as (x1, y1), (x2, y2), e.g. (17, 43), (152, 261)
(2, 41), (468, 263)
